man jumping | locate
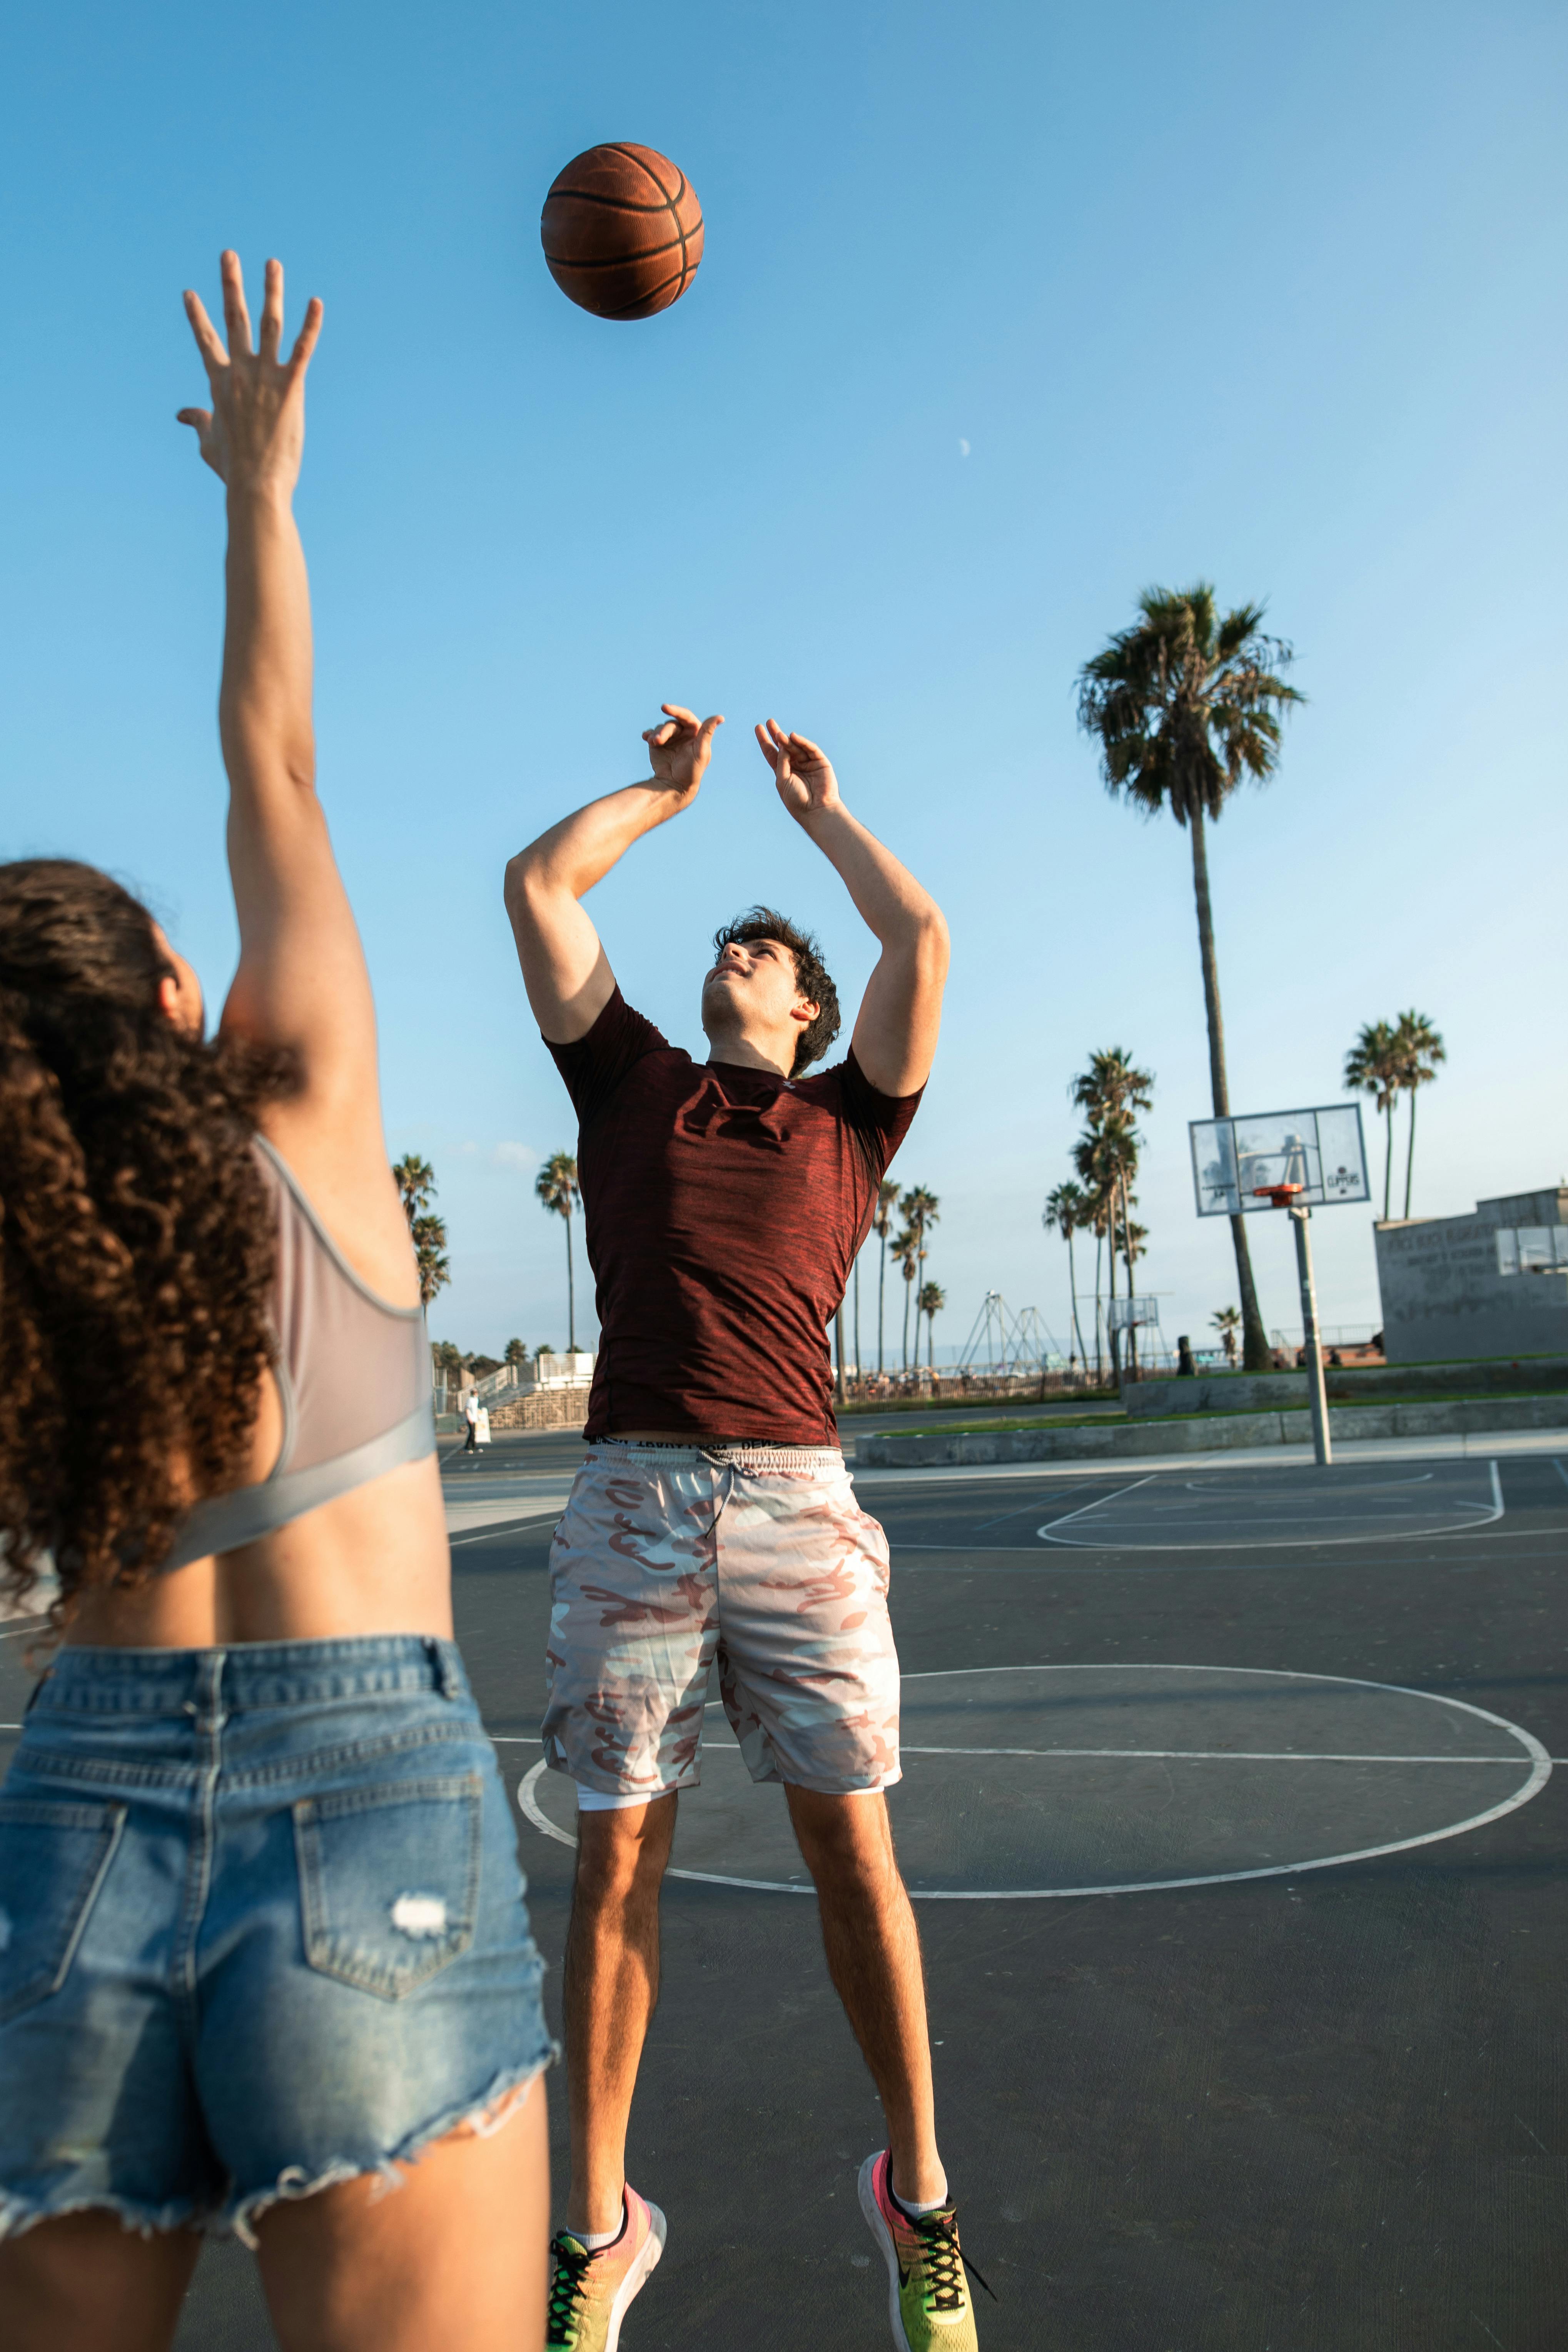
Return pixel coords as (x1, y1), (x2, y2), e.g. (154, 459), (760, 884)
(504, 705), (982, 2352)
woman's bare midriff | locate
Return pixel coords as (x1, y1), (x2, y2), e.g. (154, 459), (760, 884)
(66, 1453), (453, 1649)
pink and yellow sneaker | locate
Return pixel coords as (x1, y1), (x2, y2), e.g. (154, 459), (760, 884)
(859, 2150), (987, 2350)
(545, 2185), (666, 2352)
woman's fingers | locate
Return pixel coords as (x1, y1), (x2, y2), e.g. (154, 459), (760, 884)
(175, 407), (212, 435)
(753, 722), (780, 770)
(659, 703), (699, 730)
(288, 295), (324, 372)
(258, 258), (284, 361)
(220, 250), (254, 358)
(697, 714), (725, 742)
(182, 291), (228, 374)
(788, 731), (828, 764)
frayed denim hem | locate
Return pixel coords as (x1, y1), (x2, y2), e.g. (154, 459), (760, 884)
(0, 2187), (207, 2243)
(222, 2044), (558, 2250)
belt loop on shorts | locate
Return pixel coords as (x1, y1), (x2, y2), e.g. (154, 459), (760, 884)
(425, 1637), (462, 1700)
(184, 1651), (227, 1734)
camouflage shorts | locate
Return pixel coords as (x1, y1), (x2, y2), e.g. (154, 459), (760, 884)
(541, 1441), (900, 1799)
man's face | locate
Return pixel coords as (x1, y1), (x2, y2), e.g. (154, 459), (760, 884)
(700, 936), (816, 1053)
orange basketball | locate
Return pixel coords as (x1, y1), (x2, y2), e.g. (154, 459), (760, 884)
(540, 143), (704, 321)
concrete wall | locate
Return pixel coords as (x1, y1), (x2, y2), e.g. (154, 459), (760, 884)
(860, 1391), (1568, 1468)
(1374, 1187), (1568, 1364)
(1122, 1358), (1568, 1417)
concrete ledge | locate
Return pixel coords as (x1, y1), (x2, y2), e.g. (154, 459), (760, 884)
(858, 1393), (1568, 1468)
(1121, 1357), (1568, 1417)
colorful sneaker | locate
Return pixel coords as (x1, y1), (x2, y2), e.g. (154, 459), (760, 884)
(545, 2187), (666, 2352)
(858, 2151), (990, 2349)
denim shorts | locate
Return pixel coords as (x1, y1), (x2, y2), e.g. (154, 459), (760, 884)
(0, 1635), (552, 2245)
(543, 1441), (900, 1801)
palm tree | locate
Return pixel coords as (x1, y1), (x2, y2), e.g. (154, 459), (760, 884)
(1393, 1009), (1446, 1219)
(1073, 1116), (1139, 1378)
(872, 1178), (900, 1376)
(918, 1281), (945, 1372)
(1077, 586), (1304, 1370)
(1043, 1180), (1092, 1371)
(1070, 1051), (1154, 1378)
(900, 1184), (940, 1305)
(1344, 1019), (1403, 1220)
(536, 1151), (581, 1350)
(504, 1336), (528, 1371)
(392, 1154), (450, 1308)
(1212, 1306), (1241, 1366)
(892, 1227), (918, 1374)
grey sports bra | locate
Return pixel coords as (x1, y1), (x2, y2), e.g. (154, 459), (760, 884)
(162, 1136), (435, 1571)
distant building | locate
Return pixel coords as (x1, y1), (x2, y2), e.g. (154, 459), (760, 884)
(1374, 1188), (1568, 1363)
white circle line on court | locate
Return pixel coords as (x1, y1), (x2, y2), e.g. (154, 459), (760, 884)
(1035, 1462), (1504, 1550)
(514, 1662), (1554, 1901)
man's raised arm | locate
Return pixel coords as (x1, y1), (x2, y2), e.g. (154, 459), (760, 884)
(753, 722), (949, 1096)
(503, 705), (722, 1042)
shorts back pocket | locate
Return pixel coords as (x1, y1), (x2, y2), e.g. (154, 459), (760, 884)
(294, 1774), (483, 1999)
(0, 1797), (126, 2024)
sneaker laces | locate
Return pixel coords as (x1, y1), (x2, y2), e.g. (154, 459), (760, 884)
(910, 2208), (999, 2311)
(546, 2234), (595, 2346)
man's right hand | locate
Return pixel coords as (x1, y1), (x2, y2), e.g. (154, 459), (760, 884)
(642, 705), (724, 797)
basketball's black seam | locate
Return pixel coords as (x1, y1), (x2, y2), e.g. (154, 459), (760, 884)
(602, 145), (696, 296)
(544, 187), (683, 216)
(544, 235), (690, 272)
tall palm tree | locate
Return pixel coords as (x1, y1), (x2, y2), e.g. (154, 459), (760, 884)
(1212, 1306), (1241, 1365)
(1043, 1180), (1092, 1371)
(1344, 1019), (1403, 1220)
(1070, 1051), (1153, 1378)
(535, 1151), (581, 1351)
(1073, 1116), (1139, 1378)
(872, 1178), (900, 1376)
(900, 1184), (940, 1306)
(1077, 585), (1304, 1369)
(918, 1281), (945, 1372)
(504, 1336), (528, 1370)
(392, 1153), (449, 1308)
(1393, 1009), (1446, 1219)
(892, 1227), (918, 1374)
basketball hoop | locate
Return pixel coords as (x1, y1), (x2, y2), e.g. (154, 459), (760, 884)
(1252, 1183), (1305, 1208)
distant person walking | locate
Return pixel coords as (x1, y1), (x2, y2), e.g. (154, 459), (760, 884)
(0, 254), (551, 2351)
(463, 1384), (481, 1454)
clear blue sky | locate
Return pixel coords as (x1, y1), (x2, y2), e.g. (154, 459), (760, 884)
(3, 0), (1564, 1363)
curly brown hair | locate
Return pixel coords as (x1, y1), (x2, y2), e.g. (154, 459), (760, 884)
(0, 860), (294, 1623)
(712, 907), (841, 1077)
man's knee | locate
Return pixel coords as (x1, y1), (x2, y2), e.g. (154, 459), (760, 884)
(787, 1786), (900, 1886)
(572, 1794), (678, 1908)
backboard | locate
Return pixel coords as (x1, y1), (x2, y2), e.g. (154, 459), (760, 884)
(1107, 1296), (1161, 1329)
(1189, 1104), (1370, 1218)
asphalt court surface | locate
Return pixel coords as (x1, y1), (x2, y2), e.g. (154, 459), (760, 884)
(2, 1443), (1565, 2348)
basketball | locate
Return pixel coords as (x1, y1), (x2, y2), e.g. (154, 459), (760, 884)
(540, 143), (704, 321)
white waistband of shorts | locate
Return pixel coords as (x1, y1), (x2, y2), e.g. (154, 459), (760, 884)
(594, 1438), (845, 1474)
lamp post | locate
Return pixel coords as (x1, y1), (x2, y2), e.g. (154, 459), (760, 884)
(1255, 1184), (1331, 1468)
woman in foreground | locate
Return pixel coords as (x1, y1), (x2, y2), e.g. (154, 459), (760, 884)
(0, 254), (550, 2352)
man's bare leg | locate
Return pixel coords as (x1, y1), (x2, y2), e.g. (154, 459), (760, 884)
(785, 1785), (945, 2205)
(563, 1794), (678, 2237)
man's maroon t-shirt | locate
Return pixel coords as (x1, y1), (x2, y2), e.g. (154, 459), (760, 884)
(546, 989), (923, 1443)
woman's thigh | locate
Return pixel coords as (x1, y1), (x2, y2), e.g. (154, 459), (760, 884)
(255, 2076), (550, 2352)
(0, 2210), (201, 2352)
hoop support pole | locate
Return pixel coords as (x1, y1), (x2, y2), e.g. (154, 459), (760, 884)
(1288, 1201), (1333, 1467)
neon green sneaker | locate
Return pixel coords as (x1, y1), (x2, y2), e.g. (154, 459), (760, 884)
(545, 2187), (665, 2351)
(859, 2151), (992, 2349)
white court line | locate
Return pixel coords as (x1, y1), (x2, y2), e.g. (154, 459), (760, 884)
(514, 1662), (1557, 1901)
(1035, 1475), (1156, 1538)
(1554, 1458), (1568, 1493)
(1035, 1468), (1504, 1550)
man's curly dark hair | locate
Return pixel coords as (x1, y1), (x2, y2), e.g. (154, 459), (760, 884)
(712, 906), (840, 1077)
(0, 860), (294, 1624)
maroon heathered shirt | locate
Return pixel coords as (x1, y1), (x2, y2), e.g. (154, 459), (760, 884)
(546, 989), (923, 1444)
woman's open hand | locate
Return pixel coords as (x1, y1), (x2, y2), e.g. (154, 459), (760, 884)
(177, 251), (322, 496)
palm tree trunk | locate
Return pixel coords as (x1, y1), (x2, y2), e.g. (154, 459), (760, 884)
(1093, 1225), (1104, 1383)
(564, 1210), (576, 1352)
(1384, 1099), (1394, 1220)
(853, 1257), (862, 1397)
(1189, 807), (1269, 1370)
(1123, 1174), (1139, 1378)
(1067, 1233), (1086, 1371)
(1403, 1089), (1417, 1220)
(833, 1304), (847, 1406)
(877, 1236), (887, 1376)
(1106, 1190), (1122, 1383)
(902, 1276), (912, 1375)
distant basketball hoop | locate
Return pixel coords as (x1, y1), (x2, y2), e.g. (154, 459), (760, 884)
(1253, 1183), (1305, 1209)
